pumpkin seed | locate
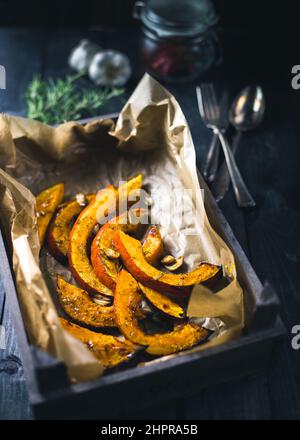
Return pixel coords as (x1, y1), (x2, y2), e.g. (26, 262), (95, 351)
(162, 255), (184, 271)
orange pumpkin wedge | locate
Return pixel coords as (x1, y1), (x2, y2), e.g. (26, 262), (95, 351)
(116, 173), (143, 210)
(36, 183), (65, 245)
(68, 175), (143, 296)
(60, 318), (138, 368)
(91, 209), (146, 291)
(48, 194), (95, 261)
(142, 226), (164, 266)
(91, 217), (181, 318)
(68, 186), (116, 296)
(138, 283), (185, 319)
(56, 275), (115, 327)
(91, 211), (162, 291)
(114, 230), (221, 295)
(114, 270), (208, 355)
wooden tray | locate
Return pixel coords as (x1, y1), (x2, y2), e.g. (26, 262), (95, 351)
(0, 116), (285, 419)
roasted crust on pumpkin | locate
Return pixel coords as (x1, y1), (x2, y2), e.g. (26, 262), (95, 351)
(68, 176), (143, 296)
(138, 283), (184, 319)
(114, 270), (208, 355)
(48, 194), (95, 261)
(145, 322), (208, 355)
(114, 230), (221, 294)
(60, 318), (138, 368)
(91, 222), (121, 290)
(68, 186), (116, 296)
(142, 226), (164, 266)
(91, 209), (149, 290)
(56, 275), (115, 327)
(36, 183), (65, 245)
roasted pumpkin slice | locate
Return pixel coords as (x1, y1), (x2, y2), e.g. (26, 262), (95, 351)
(117, 173), (143, 209)
(91, 209), (146, 290)
(60, 318), (138, 368)
(114, 270), (208, 355)
(68, 186), (116, 296)
(48, 194), (95, 261)
(69, 176), (143, 296)
(142, 226), (164, 266)
(138, 283), (184, 319)
(114, 230), (221, 295)
(56, 275), (115, 327)
(91, 221), (162, 291)
(36, 183), (65, 245)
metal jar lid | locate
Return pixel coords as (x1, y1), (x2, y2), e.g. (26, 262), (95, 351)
(133, 0), (218, 38)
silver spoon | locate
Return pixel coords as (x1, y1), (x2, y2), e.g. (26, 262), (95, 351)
(212, 85), (265, 202)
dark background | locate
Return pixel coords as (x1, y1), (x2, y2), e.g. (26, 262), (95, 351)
(0, 0), (298, 84)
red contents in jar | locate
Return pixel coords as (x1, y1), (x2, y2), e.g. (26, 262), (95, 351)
(134, 0), (220, 81)
(142, 36), (203, 80)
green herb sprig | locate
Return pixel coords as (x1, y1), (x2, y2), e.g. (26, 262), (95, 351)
(25, 73), (123, 125)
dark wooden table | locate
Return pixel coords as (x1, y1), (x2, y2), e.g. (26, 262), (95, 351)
(0, 27), (300, 420)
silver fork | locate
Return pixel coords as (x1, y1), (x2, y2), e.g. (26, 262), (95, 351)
(201, 90), (229, 183)
(196, 84), (256, 208)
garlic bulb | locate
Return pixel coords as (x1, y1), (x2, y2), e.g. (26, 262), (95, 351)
(88, 50), (131, 87)
(68, 39), (101, 73)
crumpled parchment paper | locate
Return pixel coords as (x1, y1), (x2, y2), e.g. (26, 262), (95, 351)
(0, 73), (244, 382)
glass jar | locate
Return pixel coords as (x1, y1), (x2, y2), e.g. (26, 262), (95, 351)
(133, 0), (222, 82)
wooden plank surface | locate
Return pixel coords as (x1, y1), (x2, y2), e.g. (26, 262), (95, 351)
(0, 26), (299, 420)
(0, 28), (47, 115)
(0, 28), (46, 420)
(0, 281), (33, 420)
(240, 94), (300, 419)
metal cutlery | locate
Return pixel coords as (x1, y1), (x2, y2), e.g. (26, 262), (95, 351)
(196, 84), (256, 208)
(212, 85), (265, 202)
(201, 90), (229, 183)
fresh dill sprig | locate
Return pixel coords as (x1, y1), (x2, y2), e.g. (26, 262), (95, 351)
(25, 73), (123, 125)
